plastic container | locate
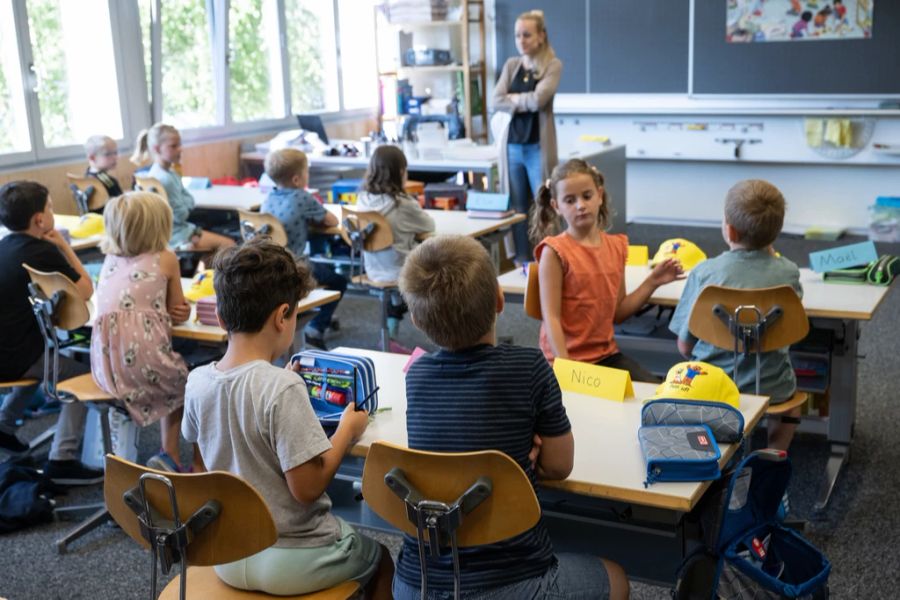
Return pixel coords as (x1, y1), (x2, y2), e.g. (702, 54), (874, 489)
(81, 408), (139, 469)
(329, 179), (363, 205)
(869, 197), (900, 242)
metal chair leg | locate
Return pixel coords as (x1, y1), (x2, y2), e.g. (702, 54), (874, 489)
(379, 290), (391, 352)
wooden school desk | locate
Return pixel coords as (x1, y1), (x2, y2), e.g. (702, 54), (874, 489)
(326, 346), (768, 583)
(241, 149), (499, 190)
(190, 185), (265, 212)
(87, 280), (339, 343)
(498, 265), (893, 511)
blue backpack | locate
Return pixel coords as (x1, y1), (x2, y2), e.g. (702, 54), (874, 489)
(674, 450), (830, 599)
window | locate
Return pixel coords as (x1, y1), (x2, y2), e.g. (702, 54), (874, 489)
(285, 0), (339, 114)
(26, 0), (123, 148)
(229, 0), (284, 122)
(0, 2), (30, 154)
(140, 0), (216, 129)
(338, 0), (378, 111)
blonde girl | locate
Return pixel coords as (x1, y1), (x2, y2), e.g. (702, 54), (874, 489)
(132, 123), (234, 251)
(90, 192), (198, 471)
(531, 159), (683, 382)
(494, 9), (562, 263)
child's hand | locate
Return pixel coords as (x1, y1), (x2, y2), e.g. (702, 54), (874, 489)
(339, 402), (369, 443)
(169, 300), (191, 324)
(648, 258), (685, 287)
(528, 434), (543, 470)
(286, 359), (301, 372)
(42, 229), (70, 250)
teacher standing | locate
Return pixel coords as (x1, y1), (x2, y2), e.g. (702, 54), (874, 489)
(494, 9), (562, 263)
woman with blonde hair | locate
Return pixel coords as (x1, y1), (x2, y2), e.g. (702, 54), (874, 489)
(494, 9), (562, 263)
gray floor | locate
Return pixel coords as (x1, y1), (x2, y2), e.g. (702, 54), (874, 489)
(1, 224), (899, 599)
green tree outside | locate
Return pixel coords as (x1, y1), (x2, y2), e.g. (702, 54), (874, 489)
(27, 0), (73, 147)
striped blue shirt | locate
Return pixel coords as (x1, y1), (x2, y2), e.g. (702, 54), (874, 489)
(399, 343), (571, 592)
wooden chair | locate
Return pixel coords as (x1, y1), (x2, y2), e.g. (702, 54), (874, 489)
(523, 261), (542, 320)
(66, 173), (111, 215)
(237, 210), (288, 247)
(362, 440), (540, 600)
(24, 265), (124, 553)
(341, 206), (397, 351)
(688, 285), (811, 420)
(134, 176), (170, 203)
(104, 454), (359, 600)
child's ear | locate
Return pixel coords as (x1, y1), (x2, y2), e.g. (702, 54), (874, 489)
(273, 303), (292, 332)
(495, 284), (505, 315)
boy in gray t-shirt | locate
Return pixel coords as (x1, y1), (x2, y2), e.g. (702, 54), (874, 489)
(669, 180), (802, 452)
(182, 239), (393, 598)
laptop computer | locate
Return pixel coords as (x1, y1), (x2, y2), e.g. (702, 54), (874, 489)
(297, 114), (330, 145)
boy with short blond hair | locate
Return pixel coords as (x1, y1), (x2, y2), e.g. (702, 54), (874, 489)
(395, 235), (629, 600)
(84, 134), (123, 200)
(262, 147), (346, 349)
(669, 179), (803, 450)
(182, 239), (392, 597)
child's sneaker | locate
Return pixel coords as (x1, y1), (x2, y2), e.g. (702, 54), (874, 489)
(304, 328), (328, 350)
(43, 460), (104, 485)
(147, 451), (183, 473)
(0, 430), (29, 455)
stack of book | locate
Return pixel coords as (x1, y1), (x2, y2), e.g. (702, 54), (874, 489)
(195, 296), (218, 326)
(466, 191), (514, 219)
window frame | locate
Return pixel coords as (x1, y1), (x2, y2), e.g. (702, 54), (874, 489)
(0, 0), (378, 170)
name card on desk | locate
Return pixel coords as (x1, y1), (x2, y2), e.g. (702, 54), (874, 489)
(809, 241), (877, 273)
(553, 358), (634, 402)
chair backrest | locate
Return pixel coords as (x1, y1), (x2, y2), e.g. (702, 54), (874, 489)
(688, 285), (809, 353)
(23, 264), (90, 331)
(524, 261), (542, 320)
(361, 440), (540, 547)
(237, 210), (288, 247)
(134, 176), (169, 202)
(104, 454), (278, 566)
(66, 173), (111, 213)
(341, 206), (394, 252)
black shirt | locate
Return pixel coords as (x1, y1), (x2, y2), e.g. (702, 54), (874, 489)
(507, 66), (540, 145)
(0, 233), (81, 380)
(85, 167), (123, 202)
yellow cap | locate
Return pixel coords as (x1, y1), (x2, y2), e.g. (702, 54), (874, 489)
(69, 213), (104, 238)
(649, 362), (740, 409)
(184, 269), (215, 302)
(650, 238), (707, 271)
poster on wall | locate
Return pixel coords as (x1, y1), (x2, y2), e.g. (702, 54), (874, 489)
(726, 0), (873, 42)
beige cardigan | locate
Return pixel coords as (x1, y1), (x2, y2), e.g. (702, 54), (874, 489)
(493, 56), (562, 194)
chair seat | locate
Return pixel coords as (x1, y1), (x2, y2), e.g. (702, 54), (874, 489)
(766, 391), (808, 415)
(0, 378), (39, 389)
(57, 374), (115, 402)
(351, 274), (397, 289)
(159, 566), (359, 600)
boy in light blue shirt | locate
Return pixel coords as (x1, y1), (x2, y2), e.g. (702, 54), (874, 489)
(669, 179), (802, 451)
(261, 148), (347, 349)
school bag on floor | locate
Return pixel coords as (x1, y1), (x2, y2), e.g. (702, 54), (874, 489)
(673, 449), (831, 599)
(291, 350), (379, 434)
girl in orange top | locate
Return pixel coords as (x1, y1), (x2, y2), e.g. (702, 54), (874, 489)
(531, 159), (684, 382)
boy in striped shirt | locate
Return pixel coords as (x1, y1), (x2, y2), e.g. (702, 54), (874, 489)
(396, 235), (629, 600)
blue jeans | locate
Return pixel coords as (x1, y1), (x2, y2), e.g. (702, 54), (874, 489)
(309, 262), (347, 333)
(507, 142), (543, 262)
(392, 553), (611, 600)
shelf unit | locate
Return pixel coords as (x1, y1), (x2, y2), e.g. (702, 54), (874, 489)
(375, 0), (488, 142)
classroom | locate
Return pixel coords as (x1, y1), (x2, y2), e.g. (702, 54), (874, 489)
(1, 1), (898, 598)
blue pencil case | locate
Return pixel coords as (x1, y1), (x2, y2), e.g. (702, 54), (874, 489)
(291, 350), (379, 432)
(638, 424), (721, 487)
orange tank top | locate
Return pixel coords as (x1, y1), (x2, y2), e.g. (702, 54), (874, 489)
(535, 231), (629, 365)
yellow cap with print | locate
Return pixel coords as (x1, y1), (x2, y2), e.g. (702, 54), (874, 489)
(185, 269), (215, 302)
(649, 361), (740, 409)
(650, 238), (707, 271)
(69, 213), (105, 238)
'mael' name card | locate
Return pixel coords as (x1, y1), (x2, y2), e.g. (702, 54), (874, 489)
(553, 357), (634, 402)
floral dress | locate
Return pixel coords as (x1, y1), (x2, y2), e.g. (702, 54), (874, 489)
(90, 252), (188, 426)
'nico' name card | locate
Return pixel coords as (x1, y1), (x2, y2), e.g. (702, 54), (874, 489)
(553, 358), (634, 402)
